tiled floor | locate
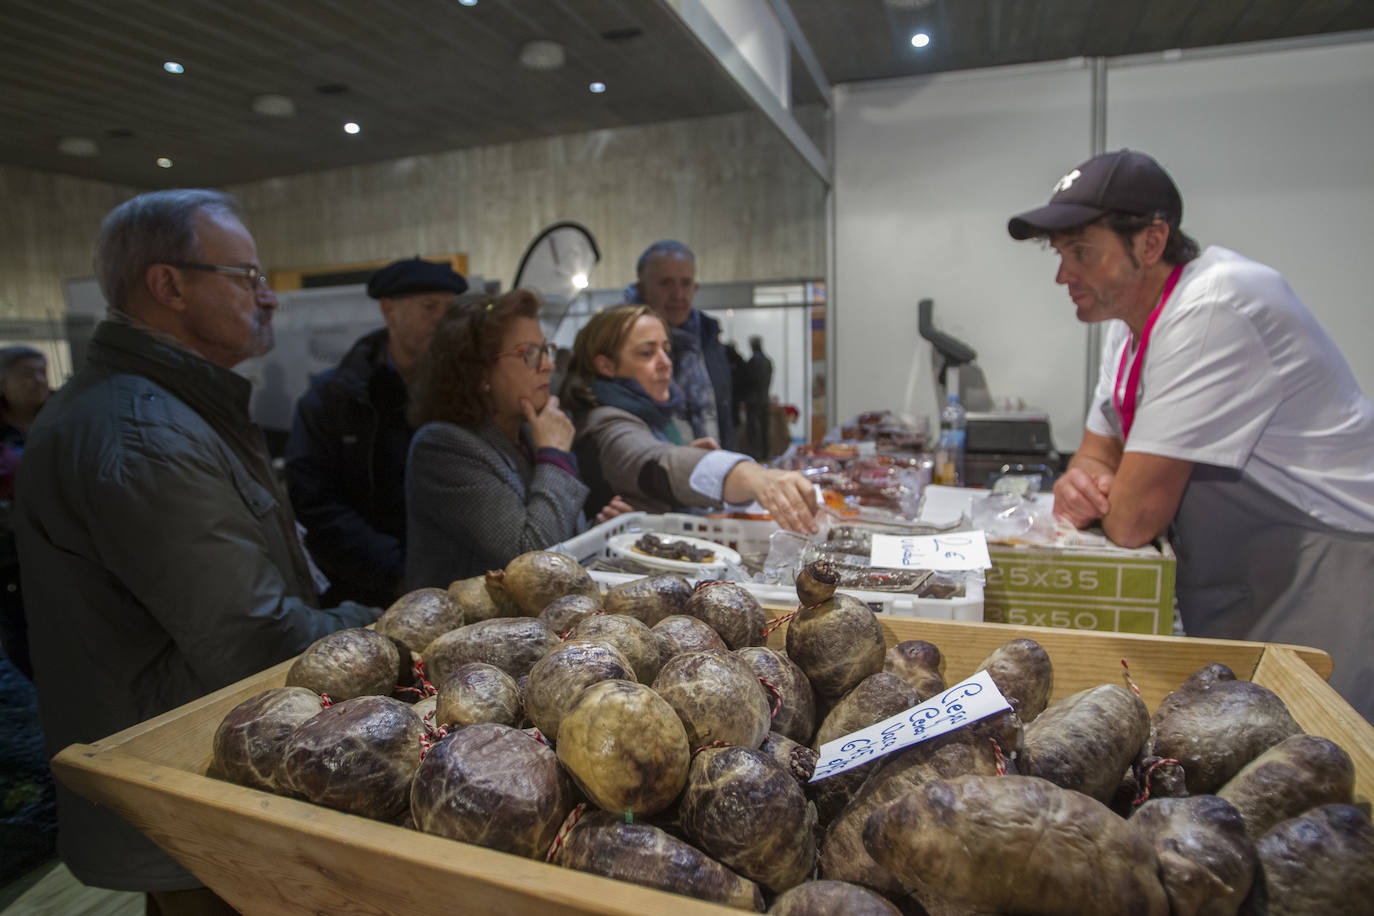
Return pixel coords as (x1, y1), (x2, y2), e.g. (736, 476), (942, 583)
(0, 859), (142, 915)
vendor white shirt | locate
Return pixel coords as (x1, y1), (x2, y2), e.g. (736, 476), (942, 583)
(1086, 245), (1374, 533)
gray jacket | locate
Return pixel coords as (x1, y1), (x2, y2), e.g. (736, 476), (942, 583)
(14, 320), (376, 892)
(576, 406), (722, 514)
(405, 419), (589, 587)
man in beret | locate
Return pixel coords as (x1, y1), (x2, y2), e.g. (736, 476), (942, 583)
(285, 257), (468, 607)
(1008, 149), (1374, 721)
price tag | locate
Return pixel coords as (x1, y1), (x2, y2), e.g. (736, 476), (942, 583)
(810, 670), (1010, 782)
(869, 530), (992, 571)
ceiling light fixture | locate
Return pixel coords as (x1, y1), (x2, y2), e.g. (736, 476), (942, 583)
(57, 137), (99, 157)
(910, 32), (931, 49)
(589, 81), (606, 94)
(163, 61), (185, 74)
(156, 157), (173, 168)
(344, 122), (361, 135)
(519, 40), (566, 71)
(458, 0), (477, 6)
(251, 94), (296, 117)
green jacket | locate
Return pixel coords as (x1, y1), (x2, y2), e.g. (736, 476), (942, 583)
(15, 320), (376, 891)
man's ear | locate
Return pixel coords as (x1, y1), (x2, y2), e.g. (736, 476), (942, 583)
(144, 263), (190, 312)
(1138, 221), (1170, 266)
(592, 354), (616, 377)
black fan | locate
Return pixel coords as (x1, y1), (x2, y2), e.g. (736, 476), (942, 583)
(512, 221), (600, 335)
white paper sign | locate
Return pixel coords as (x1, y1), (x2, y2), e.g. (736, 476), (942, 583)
(869, 530), (992, 571)
(809, 670), (1011, 782)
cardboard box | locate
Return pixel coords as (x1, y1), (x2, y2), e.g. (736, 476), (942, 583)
(917, 485), (1177, 635)
(984, 540), (1177, 635)
(51, 616), (1367, 915)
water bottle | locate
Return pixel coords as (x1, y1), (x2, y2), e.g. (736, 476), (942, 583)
(936, 394), (966, 486)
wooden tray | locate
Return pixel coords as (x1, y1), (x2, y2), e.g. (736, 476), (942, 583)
(52, 615), (1372, 915)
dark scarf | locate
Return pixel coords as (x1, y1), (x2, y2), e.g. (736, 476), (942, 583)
(591, 377), (685, 444)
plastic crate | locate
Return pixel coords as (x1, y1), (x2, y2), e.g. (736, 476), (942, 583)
(552, 512), (983, 621)
(552, 511), (779, 564)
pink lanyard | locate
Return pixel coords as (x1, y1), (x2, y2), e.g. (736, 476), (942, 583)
(1114, 264), (1184, 441)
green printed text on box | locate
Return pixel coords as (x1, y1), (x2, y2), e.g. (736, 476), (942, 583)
(983, 542), (1176, 636)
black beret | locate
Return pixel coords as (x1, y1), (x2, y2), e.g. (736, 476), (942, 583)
(366, 257), (469, 299)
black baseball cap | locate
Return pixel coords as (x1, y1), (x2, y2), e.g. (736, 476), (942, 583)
(366, 257), (468, 299)
(1008, 149), (1183, 240)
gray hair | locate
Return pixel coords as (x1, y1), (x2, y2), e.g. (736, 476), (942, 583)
(635, 239), (695, 278)
(94, 189), (241, 313)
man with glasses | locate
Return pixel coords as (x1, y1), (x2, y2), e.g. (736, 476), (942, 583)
(285, 257), (467, 608)
(1008, 149), (1374, 722)
(14, 189), (378, 912)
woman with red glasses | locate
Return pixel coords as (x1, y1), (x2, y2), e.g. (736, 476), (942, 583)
(403, 290), (628, 587)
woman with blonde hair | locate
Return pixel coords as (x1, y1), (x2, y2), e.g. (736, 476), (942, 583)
(405, 290), (626, 587)
(563, 305), (817, 533)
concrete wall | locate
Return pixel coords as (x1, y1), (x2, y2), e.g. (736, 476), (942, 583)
(0, 109), (827, 329)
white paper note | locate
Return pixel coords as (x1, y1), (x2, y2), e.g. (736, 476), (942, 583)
(869, 530), (992, 571)
(809, 669), (1011, 782)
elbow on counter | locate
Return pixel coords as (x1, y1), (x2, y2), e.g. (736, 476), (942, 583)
(1101, 512), (1166, 550)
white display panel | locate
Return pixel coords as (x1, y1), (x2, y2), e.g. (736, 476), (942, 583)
(833, 62), (1094, 451)
(1106, 40), (1374, 400)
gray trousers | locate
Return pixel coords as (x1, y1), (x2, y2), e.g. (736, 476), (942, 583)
(1172, 465), (1374, 722)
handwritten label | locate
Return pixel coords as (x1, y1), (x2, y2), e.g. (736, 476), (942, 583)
(869, 530), (992, 571)
(809, 670), (1010, 782)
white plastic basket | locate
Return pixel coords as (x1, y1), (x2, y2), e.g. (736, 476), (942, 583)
(551, 512), (983, 622)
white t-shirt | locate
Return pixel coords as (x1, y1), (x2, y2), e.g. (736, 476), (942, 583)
(1086, 246), (1374, 533)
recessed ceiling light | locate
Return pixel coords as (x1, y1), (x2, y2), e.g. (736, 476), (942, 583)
(344, 122), (361, 135)
(156, 157), (173, 168)
(57, 137), (99, 157)
(589, 81), (606, 94)
(163, 61), (184, 74)
(910, 33), (931, 49)
(519, 40), (566, 71)
(252, 94), (296, 117)
(458, 0), (477, 6)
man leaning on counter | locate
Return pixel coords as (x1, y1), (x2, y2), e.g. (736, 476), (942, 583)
(1007, 149), (1374, 722)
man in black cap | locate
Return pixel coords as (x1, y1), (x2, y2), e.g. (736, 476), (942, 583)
(285, 257), (467, 607)
(1009, 149), (1374, 721)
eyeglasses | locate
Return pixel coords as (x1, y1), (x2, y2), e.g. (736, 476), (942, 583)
(494, 341), (558, 368)
(165, 262), (270, 289)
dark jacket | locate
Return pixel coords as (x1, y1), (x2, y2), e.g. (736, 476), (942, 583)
(695, 309), (736, 450)
(14, 320), (375, 891)
(285, 328), (411, 607)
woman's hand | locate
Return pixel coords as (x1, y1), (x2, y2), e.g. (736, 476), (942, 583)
(595, 495), (634, 524)
(690, 437), (720, 451)
(523, 395), (575, 452)
(723, 462), (819, 535)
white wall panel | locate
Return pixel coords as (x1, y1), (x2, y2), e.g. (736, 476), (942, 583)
(834, 63), (1093, 449)
(1107, 40), (1374, 398)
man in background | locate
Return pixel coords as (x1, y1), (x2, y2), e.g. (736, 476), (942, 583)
(15, 189), (377, 912)
(627, 240), (735, 449)
(285, 257), (467, 607)
(744, 335), (773, 461)
(0, 345), (49, 679)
